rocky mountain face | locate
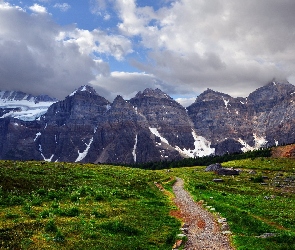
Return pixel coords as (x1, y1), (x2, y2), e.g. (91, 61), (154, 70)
(187, 81), (295, 155)
(0, 86), (211, 163)
(1, 81), (295, 163)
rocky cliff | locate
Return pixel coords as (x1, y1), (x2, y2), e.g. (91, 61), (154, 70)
(187, 81), (295, 155)
(1, 81), (295, 163)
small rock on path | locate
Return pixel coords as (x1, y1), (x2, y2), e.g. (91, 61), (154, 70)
(173, 177), (234, 250)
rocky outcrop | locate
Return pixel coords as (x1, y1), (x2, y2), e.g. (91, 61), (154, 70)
(187, 88), (253, 154)
(129, 88), (206, 158)
(271, 144), (295, 158)
(187, 80), (295, 155)
(205, 163), (239, 175)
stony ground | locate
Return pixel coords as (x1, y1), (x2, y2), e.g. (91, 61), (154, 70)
(172, 177), (235, 250)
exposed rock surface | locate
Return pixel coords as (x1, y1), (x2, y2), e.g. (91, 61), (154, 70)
(1, 81), (295, 163)
(187, 80), (295, 155)
(205, 163), (222, 172)
(0, 86), (206, 163)
(205, 163), (239, 176)
(271, 144), (295, 158)
(216, 168), (240, 176)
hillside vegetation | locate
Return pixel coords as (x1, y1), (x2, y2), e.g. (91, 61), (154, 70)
(168, 158), (295, 249)
(0, 154), (295, 249)
(0, 161), (179, 249)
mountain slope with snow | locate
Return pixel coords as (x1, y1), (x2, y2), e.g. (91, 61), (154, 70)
(1, 81), (295, 163)
(0, 90), (57, 121)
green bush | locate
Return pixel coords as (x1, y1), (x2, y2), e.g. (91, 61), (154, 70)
(250, 175), (264, 183)
(100, 220), (141, 236)
(9, 196), (24, 205)
(45, 220), (58, 233)
(5, 212), (20, 219)
(57, 207), (80, 217)
(53, 230), (65, 243)
(40, 210), (50, 219)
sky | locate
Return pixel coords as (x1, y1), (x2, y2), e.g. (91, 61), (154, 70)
(1, 0), (295, 106)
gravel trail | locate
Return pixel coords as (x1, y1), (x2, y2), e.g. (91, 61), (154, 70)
(172, 177), (234, 250)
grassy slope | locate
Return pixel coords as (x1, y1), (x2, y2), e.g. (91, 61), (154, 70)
(1, 157), (295, 250)
(169, 158), (295, 250)
(0, 161), (179, 249)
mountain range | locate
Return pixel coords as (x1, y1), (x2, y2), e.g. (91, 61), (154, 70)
(1, 81), (295, 164)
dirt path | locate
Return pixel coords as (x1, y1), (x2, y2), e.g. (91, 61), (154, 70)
(172, 177), (234, 250)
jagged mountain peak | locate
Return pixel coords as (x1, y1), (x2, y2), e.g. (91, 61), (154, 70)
(68, 85), (97, 97)
(194, 88), (232, 103)
(248, 80), (295, 105)
(34, 95), (58, 103)
(263, 80), (293, 91)
(112, 95), (127, 106)
(134, 88), (172, 99)
(0, 90), (57, 102)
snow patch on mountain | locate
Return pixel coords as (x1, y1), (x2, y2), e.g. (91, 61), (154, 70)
(42, 154), (55, 162)
(75, 137), (94, 162)
(175, 130), (215, 157)
(238, 139), (253, 152)
(149, 127), (169, 145)
(222, 97), (230, 109)
(81, 86), (87, 91)
(106, 104), (111, 111)
(38, 144), (54, 162)
(69, 85), (96, 97)
(238, 134), (268, 152)
(253, 133), (268, 148)
(0, 97), (56, 121)
(150, 127), (214, 158)
(69, 90), (77, 97)
(34, 132), (41, 141)
(132, 134), (138, 162)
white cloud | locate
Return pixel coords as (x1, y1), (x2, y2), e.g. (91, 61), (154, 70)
(113, 0), (295, 97)
(90, 0), (111, 18)
(0, 2), (133, 99)
(1, 0), (295, 102)
(58, 28), (133, 61)
(175, 97), (196, 107)
(54, 3), (71, 12)
(103, 13), (110, 20)
(115, 0), (157, 36)
(91, 71), (170, 101)
(29, 3), (47, 14)
(91, 0), (107, 11)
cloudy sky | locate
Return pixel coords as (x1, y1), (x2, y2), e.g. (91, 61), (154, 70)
(1, 0), (295, 106)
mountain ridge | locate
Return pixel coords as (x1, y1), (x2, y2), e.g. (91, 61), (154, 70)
(1, 80), (295, 163)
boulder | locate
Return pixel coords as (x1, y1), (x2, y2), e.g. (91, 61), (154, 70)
(205, 163), (222, 172)
(216, 168), (239, 176)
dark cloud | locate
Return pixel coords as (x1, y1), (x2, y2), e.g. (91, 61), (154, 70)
(91, 71), (171, 101)
(1, 0), (295, 105)
(117, 0), (295, 100)
(0, 4), (101, 98)
(0, 2), (130, 99)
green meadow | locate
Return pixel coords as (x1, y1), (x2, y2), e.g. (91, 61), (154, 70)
(0, 161), (179, 249)
(0, 157), (295, 249)
(170, 158), (295, 250)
